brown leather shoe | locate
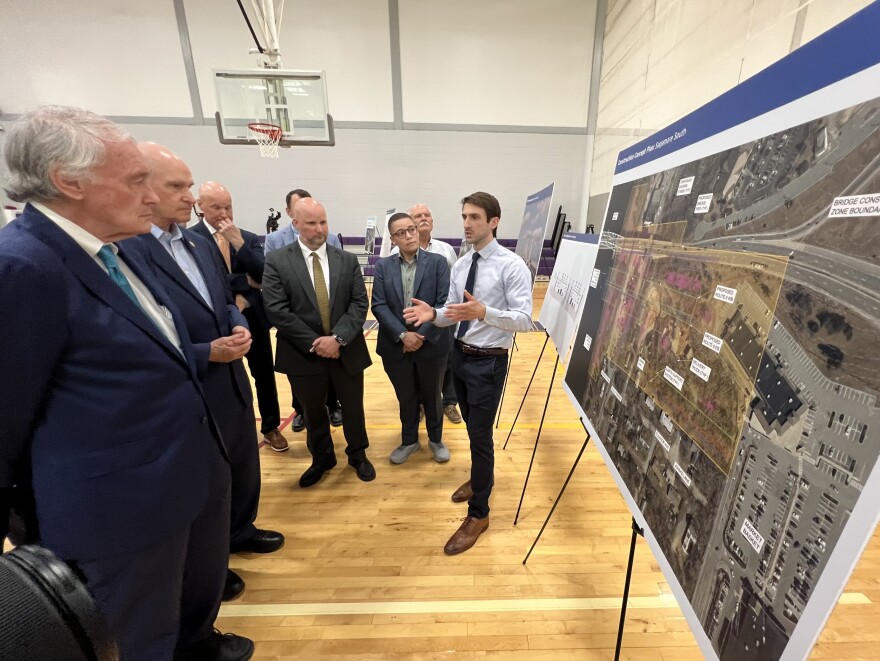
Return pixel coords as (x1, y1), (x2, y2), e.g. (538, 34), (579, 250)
(451, 480), (473, 503)
(443, 516), (489, 555)
(264, 429), (289, 452)
(444, 404), (462, 424)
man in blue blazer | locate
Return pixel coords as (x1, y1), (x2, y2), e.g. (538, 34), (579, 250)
(124, 143), (285, 601)
(264, 188), (343, 433)
(0, 107), (252, 659)
(264, 188), (342, 253)
(372, 212), (453, 464)
(191, 182), (287, 453)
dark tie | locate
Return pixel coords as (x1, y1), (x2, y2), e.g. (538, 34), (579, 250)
(97, 245), (142, 309)
(456, 252), (481, 339)
(311, 252), (332, 334)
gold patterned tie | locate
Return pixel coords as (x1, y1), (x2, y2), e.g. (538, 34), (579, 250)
(311, 252), (332, 334)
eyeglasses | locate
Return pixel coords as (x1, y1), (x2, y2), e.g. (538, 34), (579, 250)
(391, 226), (418, 239)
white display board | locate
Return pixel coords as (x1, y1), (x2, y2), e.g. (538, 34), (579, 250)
(538, 233), (600, 363)
(562, 6), (880, 659)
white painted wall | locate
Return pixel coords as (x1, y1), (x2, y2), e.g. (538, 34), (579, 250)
(0, 0), (593, 237)
(1, 0), (873, 238)
(398, 0), (595, 126)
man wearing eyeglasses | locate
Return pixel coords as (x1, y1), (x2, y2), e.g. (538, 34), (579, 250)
(372, 212), (452, 465)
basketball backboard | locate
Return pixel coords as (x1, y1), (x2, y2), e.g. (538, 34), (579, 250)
(213, 69), (335, 147)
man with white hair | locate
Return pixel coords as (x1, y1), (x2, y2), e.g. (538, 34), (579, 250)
(0, 106), (253, 659)
(192, 182), (288, 453)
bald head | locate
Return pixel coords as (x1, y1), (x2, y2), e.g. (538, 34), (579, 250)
(197, 181), (234, 229)
(293, 197), (329, 250)
(137, 142), (195, 229)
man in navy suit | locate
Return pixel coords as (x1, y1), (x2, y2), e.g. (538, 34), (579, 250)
(372, 212), (452, 464)
(124, 143), (285, 602)
(264, 188), (344, 433)
(191, 183), (288, 453)
(0, 107), (253, 659)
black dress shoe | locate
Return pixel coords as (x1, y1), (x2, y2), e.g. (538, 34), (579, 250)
(230, 529), (285, 554)
(292, 413), (305, 432)
(222, 569), (245, 602)
(349, 457), (376, 482)
(329, 407), (343, 427)
(175, 629), (254, 661)
(299, 458), (337, 488)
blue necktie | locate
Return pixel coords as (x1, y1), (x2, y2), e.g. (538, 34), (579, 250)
(456, 252), (481, 339)
(97, 245), (142, 309)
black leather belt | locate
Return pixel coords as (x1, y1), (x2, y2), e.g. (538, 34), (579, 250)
(455, 340), (508, 357)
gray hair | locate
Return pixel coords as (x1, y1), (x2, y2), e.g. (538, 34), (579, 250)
(3, 105), (132, 203)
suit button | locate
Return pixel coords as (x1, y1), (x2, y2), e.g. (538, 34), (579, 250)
(201, 416), (208, 424)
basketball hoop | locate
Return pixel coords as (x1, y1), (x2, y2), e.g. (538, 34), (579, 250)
(248, 122), (283, 158)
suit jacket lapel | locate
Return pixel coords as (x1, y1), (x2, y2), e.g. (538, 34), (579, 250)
(328, 246), (342, 313)
(145, 235), (213, 315)
(287, 245), (320, 312)
(25, 213), (188, 367)
(411, 249), (427, 302)
(184, 233), (227, 319)
(390, 255), (404, 308)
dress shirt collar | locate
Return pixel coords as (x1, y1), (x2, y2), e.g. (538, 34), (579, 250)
(150, 222), (186, 243)
(298, 238), (328, 261)
(472, 238), (500, 261)
(202, 219), (218, 236)
(33, 201), (110, 258)
(398, 248), (420, 264)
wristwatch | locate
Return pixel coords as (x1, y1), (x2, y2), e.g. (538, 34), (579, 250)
(398, 331), (407, 342)
(333, 334), (347, 346)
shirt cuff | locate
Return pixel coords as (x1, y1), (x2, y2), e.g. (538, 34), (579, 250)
(483, 306), (501, 325)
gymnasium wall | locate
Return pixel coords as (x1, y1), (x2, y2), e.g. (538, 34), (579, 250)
(0, 0), (595, 237)
(0, 0), (872, 236)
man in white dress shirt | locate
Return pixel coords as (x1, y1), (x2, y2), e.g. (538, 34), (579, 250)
(404, 192), (533, 555)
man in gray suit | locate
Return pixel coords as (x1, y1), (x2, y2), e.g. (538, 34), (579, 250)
(264, 188), (343, 432)
(263, 198), (375, 488)
(372, 212), (452, 464)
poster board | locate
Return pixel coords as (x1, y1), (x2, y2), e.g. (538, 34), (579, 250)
(562, 6), (880, 659)
(538, 232), (600, 363)
(378, 208), (396, 257)
(515, 183), (555, 286)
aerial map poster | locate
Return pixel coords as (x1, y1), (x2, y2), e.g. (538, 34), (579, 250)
(515, 183), (555, 287)
(539, 232), (600, 362)
(563, 6), (880, 660)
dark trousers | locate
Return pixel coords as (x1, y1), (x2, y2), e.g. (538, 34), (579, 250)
(289, 378), (340, 415)
(289, 363), (369, 466)
(382, 352), (447, 445)
(451, 345), (508, 519)
(243, 310), (280, 434)
(441, 354), (458, 406)
(73, 455), (230, 661)
(225, 403), (260, 547)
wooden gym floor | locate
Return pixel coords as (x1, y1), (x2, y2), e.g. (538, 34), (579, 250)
(219, 283), (880, 660)
(5, 284), (879, 658)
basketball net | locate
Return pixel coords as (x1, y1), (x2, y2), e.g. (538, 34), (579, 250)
(248, 122), (282, 158)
